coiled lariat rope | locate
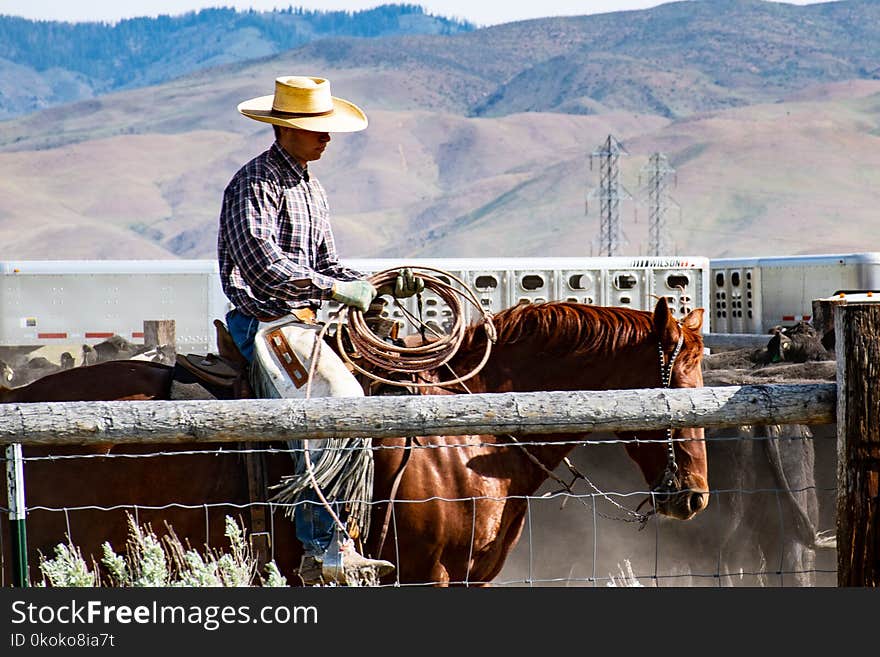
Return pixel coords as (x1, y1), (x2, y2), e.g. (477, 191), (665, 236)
(336, 267), (497, 389)
(329, 266), (495, 557)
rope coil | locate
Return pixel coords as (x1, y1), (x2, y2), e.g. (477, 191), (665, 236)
(336, 267), (496, 389)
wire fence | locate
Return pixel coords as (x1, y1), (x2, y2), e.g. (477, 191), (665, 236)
(497, 426), (838, 587)
(2, 423), (839, 587)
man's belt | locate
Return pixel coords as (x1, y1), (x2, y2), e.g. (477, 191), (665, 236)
(253, 307), (317, 324)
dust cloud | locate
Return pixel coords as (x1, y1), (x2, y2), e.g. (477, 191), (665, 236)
(496, 426), (838, 588)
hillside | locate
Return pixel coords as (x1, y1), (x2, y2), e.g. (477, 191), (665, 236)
(1, 75), (879, 261)
(4, 1), (880, 122)
(308, 0), (880, 119)
(1, 1), (880, 261)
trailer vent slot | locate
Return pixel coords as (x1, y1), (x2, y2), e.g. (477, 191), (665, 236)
(614, 274), (637, 290)
(568, 274), (589, 290)
(666, 274), (690, 289)
(520, 275), (544, 290)
(474, 275), (498, 290)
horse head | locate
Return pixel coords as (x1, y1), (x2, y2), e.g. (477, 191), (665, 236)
(623, 297), (708, 520)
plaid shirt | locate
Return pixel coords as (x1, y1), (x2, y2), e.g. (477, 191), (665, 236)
(217, 142), (363, 319)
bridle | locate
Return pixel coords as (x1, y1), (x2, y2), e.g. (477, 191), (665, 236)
(630, 330), (686, 520)
(651, 331), (685, 498)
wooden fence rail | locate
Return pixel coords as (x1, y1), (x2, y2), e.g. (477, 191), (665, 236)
(0, 383), (836, 446)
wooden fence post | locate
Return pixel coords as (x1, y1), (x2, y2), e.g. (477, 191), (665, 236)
(813, 296), (845, 350)
(834, 301), (880, 587)
(143, 319), (176, 365)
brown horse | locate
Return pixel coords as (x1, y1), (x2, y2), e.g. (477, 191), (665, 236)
(365, 296), (707, 584)
(0, 360), (258, 587)
(0, 360), (175, 404)
(0, 298), (707, 587)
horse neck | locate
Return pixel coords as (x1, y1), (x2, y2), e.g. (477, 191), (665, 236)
(451, 338), (660, 393)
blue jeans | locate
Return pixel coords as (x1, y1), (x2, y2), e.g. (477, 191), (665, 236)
(295, 488), (343, 557)
(225, 308), (339, 556)
(225, 308), (259, 363)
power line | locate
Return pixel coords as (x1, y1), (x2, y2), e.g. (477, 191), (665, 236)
(587, 134), (631, 257)
(640, 152), (679, 256)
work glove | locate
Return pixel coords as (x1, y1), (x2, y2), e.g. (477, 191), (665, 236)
(331, 280), (377, 313)
(377, 267), (425, 299)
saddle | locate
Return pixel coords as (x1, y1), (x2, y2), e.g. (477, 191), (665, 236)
(173, 319), (253, 399)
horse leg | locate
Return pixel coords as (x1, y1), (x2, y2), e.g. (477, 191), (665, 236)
(781, 540), (816, 587)
(757, 497), (817, 588)
(719, 523), (761, 586)
(709, 428), (760, 587)
(757, 424), (820, 587)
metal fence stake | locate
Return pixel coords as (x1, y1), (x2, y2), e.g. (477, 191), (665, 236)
(5, 443), (29, 587)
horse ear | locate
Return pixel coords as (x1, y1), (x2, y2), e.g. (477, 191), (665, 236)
(652, 296), (680, 346)
(681, 308), (704, 332)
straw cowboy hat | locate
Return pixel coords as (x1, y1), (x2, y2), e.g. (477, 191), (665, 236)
(238, 76), (368, 133)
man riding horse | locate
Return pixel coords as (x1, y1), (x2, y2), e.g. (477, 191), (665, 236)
(217, 74), (423, 585)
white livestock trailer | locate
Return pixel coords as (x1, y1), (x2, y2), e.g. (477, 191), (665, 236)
(709, 252), (880, 334)
(0, 257), (711, 355)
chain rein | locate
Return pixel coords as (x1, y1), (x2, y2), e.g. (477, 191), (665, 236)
(654, 332), (684, 496)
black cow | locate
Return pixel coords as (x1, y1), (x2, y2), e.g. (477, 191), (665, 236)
(93, 335), (147, 362)
(759, 321), (833, 365)
(10, 356), (62, 387)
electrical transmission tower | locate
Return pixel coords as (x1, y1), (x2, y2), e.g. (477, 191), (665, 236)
(587, 135), (630, 257)
(640, 152), (679, 256)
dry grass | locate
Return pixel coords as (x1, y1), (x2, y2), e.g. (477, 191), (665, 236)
(37, 514), (287, 588)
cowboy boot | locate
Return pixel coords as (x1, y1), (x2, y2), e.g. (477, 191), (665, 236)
(319, 531), (394, 585)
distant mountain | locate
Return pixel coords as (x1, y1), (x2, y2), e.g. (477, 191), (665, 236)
(0, 4), (474, 119)
(5, 1), (880, 123)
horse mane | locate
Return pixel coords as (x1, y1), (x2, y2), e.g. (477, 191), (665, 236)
(459, 301), (656, 357)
